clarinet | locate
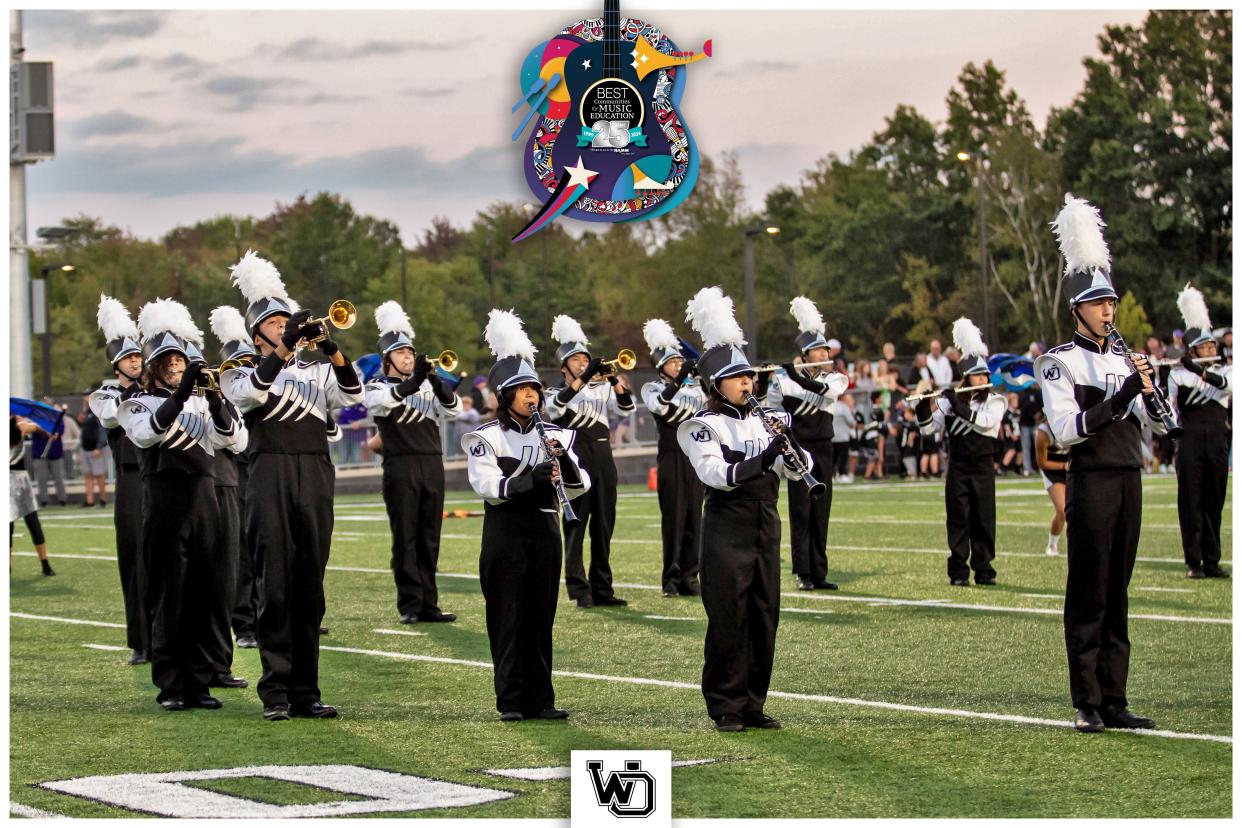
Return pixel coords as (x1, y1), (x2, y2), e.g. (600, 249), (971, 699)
(1105, 323), (1183, 439)
(528, 405), (579, 524)
(743, 393), (827, 500)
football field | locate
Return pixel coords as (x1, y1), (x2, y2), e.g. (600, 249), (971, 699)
(8, 473), (1232, 818)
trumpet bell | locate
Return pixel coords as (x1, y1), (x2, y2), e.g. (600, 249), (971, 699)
(632, 34), (712, 82)
(328, 300), (356, 330)
(615, 348), (636, 371)
(437, 350), (458, 373)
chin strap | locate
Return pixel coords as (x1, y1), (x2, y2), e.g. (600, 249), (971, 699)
(115, 365), (141, 383)
(256, 329), (280, 352)
(1072, 306), (1110, 342)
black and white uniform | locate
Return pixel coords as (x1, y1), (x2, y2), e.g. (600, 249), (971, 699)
(230, 453), (258, 641)
(919, 390), (1006, 582)
(223, 355), (363, 708)
(89, 382), (149, 655)
(677, 402), (813, 721)
(641, 377), (706, 594)
(364, 374), (460, 618)
(1036, 333), (1170, 712)
(1037, 421), (1069, 490)
(544, 379), (634, 602)
(1169, 363), (1231, 571)
(463, 416), (590, 714)
(118, 389), (244, 703)
(210, 422), (249, 676)
(766, 369), (848, 584)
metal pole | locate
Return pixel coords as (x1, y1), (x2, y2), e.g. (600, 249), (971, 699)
(977, 156), (991, 344)
(743, 230), (757, 361)
(10, 10), (33, 398)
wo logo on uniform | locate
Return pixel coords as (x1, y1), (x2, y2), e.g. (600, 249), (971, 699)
(691, 428), (711, 443)
(1043, 366), (1061, 381)
(571, 751), (671, 827)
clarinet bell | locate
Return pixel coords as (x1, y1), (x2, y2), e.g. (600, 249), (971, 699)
(807, 479), (828, 501)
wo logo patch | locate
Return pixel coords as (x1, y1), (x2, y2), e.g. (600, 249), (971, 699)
(1043, 365), (1061, 381)
(469, 442), (487, 457)
(690, 428), (711, 443)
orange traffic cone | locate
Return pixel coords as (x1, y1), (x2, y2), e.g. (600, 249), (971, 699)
(647, 466), (658, 490)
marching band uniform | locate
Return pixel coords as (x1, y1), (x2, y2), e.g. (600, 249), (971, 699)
(365, 301), (460, 623)
(464, 310), (590, 720)
(118, 300), (245, 711)
(678, 287), (811, 732)
(222, 251), (363, 720)
(640, 319), (705, 596)
(767, 297), (849, 590)
(544, 315), (634, 608)
(89, 295), (147, 663)
(1169, 286), (1231, 578)
(1036, 195), (1168, 732)
(917, 318), (1005, 586)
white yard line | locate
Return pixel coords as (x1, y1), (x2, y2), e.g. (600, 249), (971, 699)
(81, 644), (128, 652)
(643, 615), (698, 622)
(373, 628), (427, 637)
(1139, 587), (1195, 594)
(11, 612), (125, 629)
(10, 802), (67, 819)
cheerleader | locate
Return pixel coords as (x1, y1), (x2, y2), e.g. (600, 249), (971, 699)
(10, 416), (54, 576)
(118, 299), (246, 711)
(677, 287), (813, 732)
(639, 319), (705, 597)
(88, 295), (144, 661)
(1034, 410), (1068, 557)
(463, 310), (590, 721)
(364, 301), (460, 623)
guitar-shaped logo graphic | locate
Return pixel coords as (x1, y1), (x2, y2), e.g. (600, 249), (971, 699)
(511, 0), (712, 242)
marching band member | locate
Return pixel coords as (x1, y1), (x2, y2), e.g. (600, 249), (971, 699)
(767, 297), (849, 590)
(1170, 284), (1231, 579)
(544, 314), (634, 608)
(639, 318), (705, 597)
(1034, 410), (1069, 557)
(1036, 195), (1168, 733)
(210, 305), (261, 649)
(463, 309), (589, 721)
(89, 295), (146, 663)
(118, 299), (245, 711)
(916, 318), (1005, 586)
(677, 287), (812, 733)
(364, 301), (460, 624)
(222, 251), (363, 721)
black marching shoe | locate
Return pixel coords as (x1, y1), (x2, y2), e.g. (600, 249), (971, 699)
(187, 692), (223, 710)
(575, 595), (594, 609)
(1100, 705), (1155, 730)
(1187, 567), (1206, 580)
(499, 711), (525, 722)
(678, 580), (701, 596)
(263, 703), (292, 721)
(814, 580), (839, 591)
(743, 712), (782, 729)
(209, 673), (248, 689)
(319, 626), (330, 635)
(398, 614), (418, 624)
(291, 700), (338, 719)
(1203, 567), (1230, 579)
(235, 635), (258, 649)
(714, 714), (746, 733)
(795, 574), (815, 591)
(160, 697), (187, 712)
(950, 578), (970, 587)
(40, 559), (55, 577)
(417, 610), (457, 623)
(127, 649), (149, 666)
(531, 708), (569, 720)
(594, 595), (628, 607)
(975, 576), (997, 586)
(662, 585), (680, 598)
(1073, 707), (1105, 733)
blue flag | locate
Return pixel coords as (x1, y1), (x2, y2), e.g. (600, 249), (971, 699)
(10, 397), (65, 433)
(988, 354), (1036, 391)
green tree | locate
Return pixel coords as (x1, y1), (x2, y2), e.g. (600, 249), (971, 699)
(1113, 289), (1153, 345)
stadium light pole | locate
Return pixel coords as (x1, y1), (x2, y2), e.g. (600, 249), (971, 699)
(958, 150), (991, 344)
(35, 262), (75, 398)
(743, 224), (781, 361)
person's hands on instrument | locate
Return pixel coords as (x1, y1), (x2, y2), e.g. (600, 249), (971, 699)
(759, 433), (789, 470)
(1131, 353), (1156, 395)
(279, 310), (314, 350)
(545, 438), (565, 458)
(318, 338), (340, 357)
(174, 361), (204, 402)
(676, 359), (696, 383)
(578, 357), (603, 385)
(531, 460), (556, 485)
(1181, 353), (1206, 375)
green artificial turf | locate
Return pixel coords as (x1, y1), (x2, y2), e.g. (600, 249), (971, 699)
(9, 473), (1231, 818)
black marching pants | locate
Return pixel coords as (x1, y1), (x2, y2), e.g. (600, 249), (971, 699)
(231, 469), (258, 638)
(1064, 469), (1141, 710)
(700, 496), (782, 719)
(1176, 422), (1229, 570)
(563, 436), (618, 601)
(382, 454), (446, 616)
(480, 507), (561, 714)
(945, 455), (996, 582)
(788, 440), (834, 582)
(657, 445), (703, 592)
(143, 471), (221, 702)
(247, 453), (335, 707)
(114, 467), (148, 654)
(207, 485), (241, 675)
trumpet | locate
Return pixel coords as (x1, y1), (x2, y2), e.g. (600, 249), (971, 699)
(744, 393), (826, 500)
(904, 385), (990, 403)
(594, 348), (637, 379)
(1150, 355), (1220, 368)
(192, 368), (221, 396)
(422, 350), (458, 373)
(297, 300), (357, 350)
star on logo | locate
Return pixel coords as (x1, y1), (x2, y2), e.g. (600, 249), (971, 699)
(564, 156), (599, 190)
(582, 59), (591, 70)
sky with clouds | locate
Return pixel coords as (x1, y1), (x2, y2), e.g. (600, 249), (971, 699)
(21, 7), (1145, 244)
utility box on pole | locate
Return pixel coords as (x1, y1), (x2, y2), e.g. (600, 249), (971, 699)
(11, 61), (54, 161)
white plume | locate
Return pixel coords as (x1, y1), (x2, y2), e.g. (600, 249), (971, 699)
(685, 286), (746, 349)
(1177, 283), (1212, 332)
(551, 314), (589, 345)
(374, 300), (415, 339)
(484, 309), (537, 361)
(789, 296), (825, 335)
(229, 249), (288, 304)
(642, 318), (679, 352)
(952, 317), (988, 360)
(137, 298), (188, 342)
(286, 297), (301, 315)
(96, 294), (138, 342)
(166, 301), (204, 346)
(209, 306), (250, 345)
(1051, 194), (1111, 276)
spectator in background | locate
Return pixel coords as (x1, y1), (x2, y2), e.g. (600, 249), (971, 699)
(830, 393), (854, 483)
(927, 339), (954, 388)
(1018, 383), (1041, 476)
(852, 359), (876, 417)
(826, 338), (842, 364)
(945, 346), (963, 382)
(31, 400), (67, 507)
(448, 395), (482, 454)
(862, 390), (886, 480)
(1221, 329), (1233, 364)
(1166, 329), (1185, 361)
(883, 342), (910, 398)
(874, 358), (896, 410)
(898, 404), (920, 479)
(336, 402), (368, 466)
(77, 394), (110, 507)
(1026, 341), (1043, 360)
